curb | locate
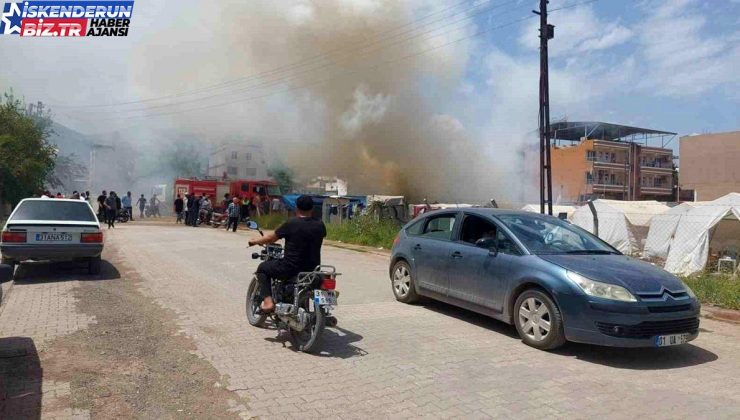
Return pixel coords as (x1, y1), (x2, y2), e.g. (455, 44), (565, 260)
(701, 306), (740, 325)
(0, 279), (13, 313)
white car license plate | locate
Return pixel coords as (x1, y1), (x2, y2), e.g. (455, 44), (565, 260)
(314, 290), (338, 306)
(655, 333), (690, 347)
(36, 233), (72, 242)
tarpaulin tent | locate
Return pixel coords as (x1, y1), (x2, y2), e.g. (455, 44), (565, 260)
(520, 204), (576, 220)
(571, 200), (670, 255)
(643, 202), (707, 260)
(664, 193), (740, 275)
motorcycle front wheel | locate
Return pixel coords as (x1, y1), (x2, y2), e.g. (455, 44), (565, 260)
(245, 277), (267, 327)
(288, 296), (325, 353)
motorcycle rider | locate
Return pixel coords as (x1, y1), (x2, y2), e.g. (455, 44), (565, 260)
(248, 195), (325, 313)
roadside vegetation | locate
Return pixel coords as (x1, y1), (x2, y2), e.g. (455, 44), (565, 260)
(325, 216), (400, 249)
(253, 213), (289, 230)
(682, 273), (740, 310)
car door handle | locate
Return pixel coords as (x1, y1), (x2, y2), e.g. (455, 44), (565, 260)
(413, 244), (422, 250)
(451, 251), (463, 259)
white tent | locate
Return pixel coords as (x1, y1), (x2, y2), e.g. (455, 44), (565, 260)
(520, 204), (577, 219)
(644, 202), (706, 260)
(571, 200), (670, 255)
(664, 193), (740, 275)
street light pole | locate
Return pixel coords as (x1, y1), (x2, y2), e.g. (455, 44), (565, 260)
(535, 0), (554, 215)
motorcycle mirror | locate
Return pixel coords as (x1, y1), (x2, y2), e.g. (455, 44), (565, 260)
(246, 221), (259, 230)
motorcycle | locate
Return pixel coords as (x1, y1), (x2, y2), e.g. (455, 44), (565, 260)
(244, 221), (339, 353)
(116, 208), (130, 223)
(210, 211), (228, 228)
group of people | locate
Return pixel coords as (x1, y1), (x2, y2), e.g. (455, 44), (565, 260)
(173, 192), (217, 228)
(92, 191), (161, 229)
(41, 190), (91, 201)
(172, 192), (283, 232)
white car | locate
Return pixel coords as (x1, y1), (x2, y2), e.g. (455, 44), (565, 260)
(0, 198), (104, 276)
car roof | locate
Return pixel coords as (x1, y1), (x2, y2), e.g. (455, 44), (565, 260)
(418, 207), (548, 218)
(20, 198), (90, 204)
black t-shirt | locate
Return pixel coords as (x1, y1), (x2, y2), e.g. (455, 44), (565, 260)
(174, 198), (184, 212)
(275, 216), (327, 271)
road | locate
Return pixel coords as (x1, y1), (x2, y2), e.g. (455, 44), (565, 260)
(1, 222), (740, 419)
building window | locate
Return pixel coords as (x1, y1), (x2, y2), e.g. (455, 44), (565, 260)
(227, 166), (237, 175)
(231, 151), (238, 159)
(244, 167), (257, 177)
(585, 172), (593, 184)
(245, 153), (252, 161)
(586, 151), (596, 161)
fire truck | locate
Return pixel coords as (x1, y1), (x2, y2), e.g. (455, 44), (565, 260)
(173, 178), (281, 212)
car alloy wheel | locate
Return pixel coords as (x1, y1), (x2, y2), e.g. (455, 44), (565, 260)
(393, 265), (411, 297)
(518, 297), (551, 342)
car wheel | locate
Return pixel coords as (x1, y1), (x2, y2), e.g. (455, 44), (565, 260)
(88, 257), (102, 275)
(514, 289), (566, 350)
(391, 260), (419, 303)
(1, 258), (16, 278)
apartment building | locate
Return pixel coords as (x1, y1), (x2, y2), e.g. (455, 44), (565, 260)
(550, 122), (676, 202)
(679, 131), (740, 201)
(207, 142), (268, 180)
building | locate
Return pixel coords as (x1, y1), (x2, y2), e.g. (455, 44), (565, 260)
(207, 142), (268, 180)
(549, 121), (676, 203)
(303, 176), (349, 196)
(679, 131), (740, 201)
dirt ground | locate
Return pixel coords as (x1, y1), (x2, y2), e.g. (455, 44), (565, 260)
(37, 247), (248, 418)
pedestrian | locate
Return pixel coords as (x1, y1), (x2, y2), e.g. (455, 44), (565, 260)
(97, 190), (107, 222)
(114, 191), (122, 215)
(174, 194), (184, 223)
(136, 194), (147, 218)
(150, 194), (160, 217)
(222, 193), (231, 212)
(191, 194), (201, 227)
(226, 197), (240, 232)
(71, 191), (80, 199)
(183, 194), (190, 225)
(85, 191), (92, 205)
(56, 192), (63, 198)
(241, 196), (250, 221)
(122, 191), (134, 221)
(105, 191), (117, 229)
(271, 197), (282, 214)
(253, 194), (262, 217)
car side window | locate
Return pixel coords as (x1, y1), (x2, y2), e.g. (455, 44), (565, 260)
(496, 230), (521, 256)
(405, 218), (425, 236)
(421, 214), (456, 241)
(460, 215), (497, 245)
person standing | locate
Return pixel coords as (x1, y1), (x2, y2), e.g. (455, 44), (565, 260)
(191, 194), (201, 227)
(226, 197), (240, 232)
(241, 196), (250, 221)
(136, 194), (147, 218)
(150, 194), (160, 217)
(122, 191), (134, 221)
(174, 194), (184, 223)
(105, 191), (117, 229)
(252, 194), (262, 217)
(114, 192), (122, 216)
(97, 190), (107, 222)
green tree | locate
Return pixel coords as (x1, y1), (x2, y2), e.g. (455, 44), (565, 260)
(0, 92), (57, 208)
(163, 141), (203, 178)
(268, 164), (295, 194)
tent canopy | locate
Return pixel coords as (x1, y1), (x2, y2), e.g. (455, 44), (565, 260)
(521, 204), (577, 219)
(663, 193), (740, 275)
(571, 200), (669, 255)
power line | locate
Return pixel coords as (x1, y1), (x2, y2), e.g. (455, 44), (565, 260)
(54, 0), (516, 109)
(74, 13), (537, 122)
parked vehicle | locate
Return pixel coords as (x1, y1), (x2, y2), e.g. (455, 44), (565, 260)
(173, 178), (281, 212)
(1, 199), (104, 276)
(245, 221), (339, 353)
(116, 208), (130, 223)
(210, 212), (228, 228)
(390, 209), (700, 350)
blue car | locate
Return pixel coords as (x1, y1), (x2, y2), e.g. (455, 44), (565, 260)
(389, 209), (700, 350)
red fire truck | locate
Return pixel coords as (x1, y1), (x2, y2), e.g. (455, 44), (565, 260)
(173, 178), (281, 211)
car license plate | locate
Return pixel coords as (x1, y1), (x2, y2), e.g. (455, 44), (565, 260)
(314, 290), (338, 306)
(655, 333), (690, 347)
(35, 233), (72, 242)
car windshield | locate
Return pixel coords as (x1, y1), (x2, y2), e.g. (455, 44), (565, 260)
(10, 200), (96, 222)
(267, 185), (281, 196)
(496, 213), (618, 255)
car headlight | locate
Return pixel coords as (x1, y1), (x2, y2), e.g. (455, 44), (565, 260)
(566, 271), (637, 302)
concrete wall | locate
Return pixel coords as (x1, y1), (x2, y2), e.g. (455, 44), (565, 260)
(680, 131), (740, 201)
(551, 140), (593, 202)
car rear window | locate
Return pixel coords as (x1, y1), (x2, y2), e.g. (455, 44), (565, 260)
(10, 200), (96, 222)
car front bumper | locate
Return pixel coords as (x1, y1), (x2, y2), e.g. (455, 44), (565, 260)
(557, 293), (701, 348)
(1, 243), (103, 262)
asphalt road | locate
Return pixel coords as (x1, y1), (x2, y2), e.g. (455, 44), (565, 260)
(2, 221), (740, 418)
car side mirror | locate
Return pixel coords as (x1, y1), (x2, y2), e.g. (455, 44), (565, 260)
(0, 264), (13, 282)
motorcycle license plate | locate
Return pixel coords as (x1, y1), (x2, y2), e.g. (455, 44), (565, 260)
(314, 290), (338, 306)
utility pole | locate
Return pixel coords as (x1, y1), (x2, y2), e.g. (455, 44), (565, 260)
(535, 0), (554, 215)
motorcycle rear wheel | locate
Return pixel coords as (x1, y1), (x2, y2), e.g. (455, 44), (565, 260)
(288, 297), (325, 353)
(246, 277), (267, 327)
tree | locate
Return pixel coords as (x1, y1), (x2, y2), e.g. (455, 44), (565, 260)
(47, 153), (88, 192)
(268, 164), (295, 194)
(0, 92), (57, 209)
(162, 141), (204, 178)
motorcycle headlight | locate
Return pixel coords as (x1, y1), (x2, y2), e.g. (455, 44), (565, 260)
(566, 271), (637, 302)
